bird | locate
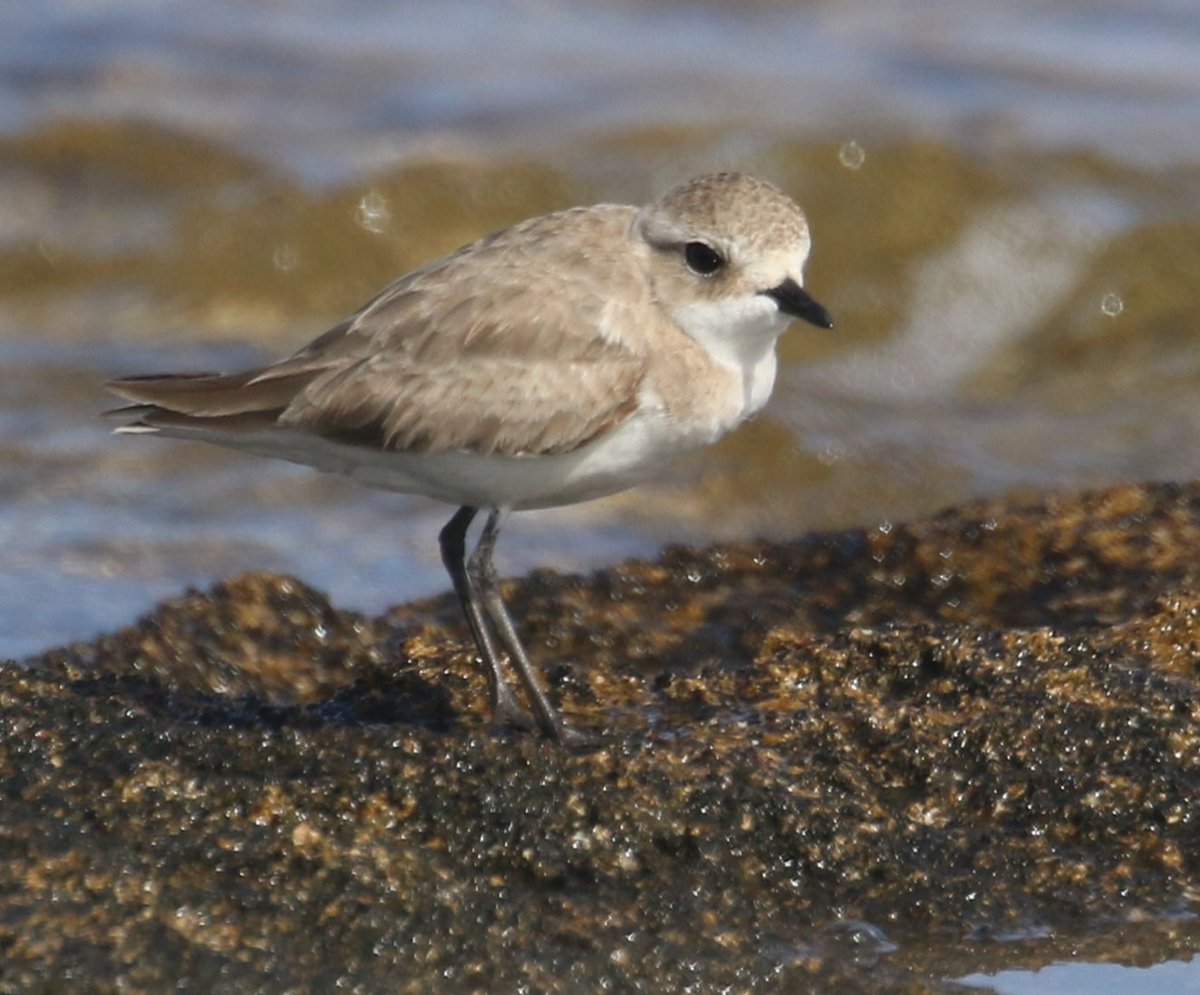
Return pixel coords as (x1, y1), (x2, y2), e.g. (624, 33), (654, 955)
(106, 171), (833, 745)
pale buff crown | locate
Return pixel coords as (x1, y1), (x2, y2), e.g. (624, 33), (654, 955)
(636, 172), (809, 270)
(642, 172), (809, 251)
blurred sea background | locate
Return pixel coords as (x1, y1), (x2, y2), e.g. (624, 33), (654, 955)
(2, 0), (1199, 665)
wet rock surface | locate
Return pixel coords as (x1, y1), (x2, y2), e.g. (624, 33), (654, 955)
(3, 482), (1200, 992)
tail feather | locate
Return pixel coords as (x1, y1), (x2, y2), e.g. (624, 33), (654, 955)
(105, 369), (313, 419)
(111, 407), (283, 436)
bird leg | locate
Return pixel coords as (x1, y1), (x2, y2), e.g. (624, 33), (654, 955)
(470, 509), (591, 746)
(438, 506), (534, 732)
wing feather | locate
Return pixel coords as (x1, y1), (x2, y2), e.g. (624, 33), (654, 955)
(282, 353), (644, 456)
(108, 203), (660, 458)
(275, 204), (655, 457)
(106, 369), (315, 418)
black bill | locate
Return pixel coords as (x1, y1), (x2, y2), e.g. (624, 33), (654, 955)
(764, 278), (834, 329)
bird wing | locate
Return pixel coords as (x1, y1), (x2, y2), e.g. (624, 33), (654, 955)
(109, 204), (657, 458)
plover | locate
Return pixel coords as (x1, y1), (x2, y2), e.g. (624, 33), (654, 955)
(107, 171), (833, 744)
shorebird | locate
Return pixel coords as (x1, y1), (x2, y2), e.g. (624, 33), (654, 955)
(107, 171), (833, 744)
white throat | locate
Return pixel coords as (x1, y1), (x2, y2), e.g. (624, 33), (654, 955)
(674, 294), (789, 418)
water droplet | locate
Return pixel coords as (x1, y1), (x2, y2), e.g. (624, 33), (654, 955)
(356, 190), (391, 234)
(272, 243), (299, 272)
(821, 918), (897, 968)
(815, 444), (844, 466)
(838, 140), (866, 170)
(1101, 292), (1124, 317)
(37, 237), (63, 263)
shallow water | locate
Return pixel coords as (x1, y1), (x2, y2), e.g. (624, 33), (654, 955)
(2, 0), (1199, 664)
(958, 956), (1200, 994)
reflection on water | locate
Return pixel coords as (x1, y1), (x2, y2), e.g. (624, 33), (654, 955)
(958, 957), (1200, 994)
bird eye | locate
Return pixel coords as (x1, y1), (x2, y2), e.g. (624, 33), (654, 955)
(684, 241), (724, 276)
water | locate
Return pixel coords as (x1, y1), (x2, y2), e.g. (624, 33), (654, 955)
(4, 0), (1199, 179)
(1, 2), (1198, 656)
(3, 0), (1199, 658)
(0, 1), (1190, 667)
(958, 957), (1200, 994)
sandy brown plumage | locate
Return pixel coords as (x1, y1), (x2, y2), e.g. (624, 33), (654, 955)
(108, 205), (660, 458)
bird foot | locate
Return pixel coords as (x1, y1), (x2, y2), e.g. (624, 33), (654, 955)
(489, 700), (598, 749)
(550, 722), (601, 750)
(490, 697), (538, 734)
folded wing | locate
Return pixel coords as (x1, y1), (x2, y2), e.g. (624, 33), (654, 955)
(107, 205), (652, 458)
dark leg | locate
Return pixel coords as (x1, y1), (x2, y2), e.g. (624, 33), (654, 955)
(438, 506), (533, 731)
(470, 509), (592, 746)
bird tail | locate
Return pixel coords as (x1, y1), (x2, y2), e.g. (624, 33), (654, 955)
(104, 369), (314, 436)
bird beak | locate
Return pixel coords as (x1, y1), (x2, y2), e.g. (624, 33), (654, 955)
(764, 278), (834, 329)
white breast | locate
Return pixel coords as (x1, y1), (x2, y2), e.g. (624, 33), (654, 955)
(672, 293), (789, 421)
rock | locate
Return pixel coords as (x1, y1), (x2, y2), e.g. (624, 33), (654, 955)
(2, 482), (1198, 991)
